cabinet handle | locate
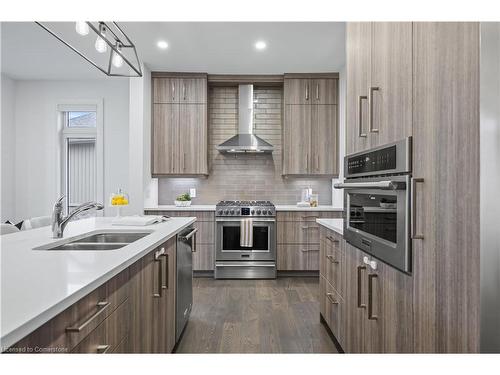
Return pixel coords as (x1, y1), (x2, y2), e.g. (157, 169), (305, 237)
(163, 253), (169, 289)
(357, 266), (366, 309)
(411, 177), (425, 239)
(316, 154), (319, 172)
(66, 301), (110, 332)
(368, 273), (378, 320)
(368, 86), (380, 133)
(358, 95), (368, 138)
(326, 293), (339, 304)
(301, 225), (318, 230)
(316, 83), (319, 101)
(183, 83), (186, 101)
(326, 255), (339, 264)
(172, 82), (175, 101)
(96, 344), (111, 354)
(153, 248), (164, 298)
(306, 153), (309, 172)
(183, 152), (186, 172)
(301, 248), (319, 252)
(301, 215), (318, 220)
(305, 84), (309, 101)
(326, 235), (340, 243)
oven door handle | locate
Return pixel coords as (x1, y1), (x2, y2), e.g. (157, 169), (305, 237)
(215, 218), (276, 222)
(333, 181), (405, 190)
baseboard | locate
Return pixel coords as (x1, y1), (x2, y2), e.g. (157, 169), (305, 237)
(193, 270), (214, 278)
(277, 270), (319, 277)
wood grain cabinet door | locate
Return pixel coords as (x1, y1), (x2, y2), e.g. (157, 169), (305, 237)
(179, 78), (207, 104)
(346, 22), (371, 154)
(178, 104), (208, 174)
(311, 79), (337, 104)
(284, 78), (311, 104)
(311, 104), (338, 175)
(369, 22), (413, 147)
(283, 105), (312, 174)
(152, 104), (180, 175)
(153, 78), (180, 103)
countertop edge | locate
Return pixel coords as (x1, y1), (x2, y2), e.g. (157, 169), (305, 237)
(1, 217), (196, 349)
(316, 218), (344, 236)
(144, 205), (344, 212)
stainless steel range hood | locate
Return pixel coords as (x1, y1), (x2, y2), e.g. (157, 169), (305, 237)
(216, 84), (274, 153)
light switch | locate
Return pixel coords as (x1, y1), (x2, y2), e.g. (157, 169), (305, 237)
(190, 188), (196, 198)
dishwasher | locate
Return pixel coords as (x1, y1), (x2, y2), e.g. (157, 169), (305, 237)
(176, 226), (196, 342)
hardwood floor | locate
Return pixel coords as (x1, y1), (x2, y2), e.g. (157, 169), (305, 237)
(175, 277), (339, 353)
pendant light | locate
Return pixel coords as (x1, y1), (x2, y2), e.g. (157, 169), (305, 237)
(95, 23), (108, 53)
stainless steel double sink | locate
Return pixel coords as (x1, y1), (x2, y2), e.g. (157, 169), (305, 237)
(34, 230), (152, 251)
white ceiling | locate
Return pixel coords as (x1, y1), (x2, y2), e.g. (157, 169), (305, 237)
(1, 22), (345, 80)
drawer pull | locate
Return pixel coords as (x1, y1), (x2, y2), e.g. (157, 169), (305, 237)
(153, 248), (165, 298)
(301, 225), (318, 230)
(326, 255), (339, 264)
(368, 273), (379, 320)
(96, 344), (111, 354)
(357, 266), (366, 309)
(301, 215), (319, 219)
(66, 301), (110, 332)
(326, 235), (340, 243)
(301, 248), (320, 252)
(326, 293), (339, 305)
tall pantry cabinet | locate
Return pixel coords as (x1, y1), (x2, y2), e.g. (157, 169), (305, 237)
(345, 22), (480, 353)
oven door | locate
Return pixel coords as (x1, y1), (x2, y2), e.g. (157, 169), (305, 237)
(341, 175), (411, 273)
(215, 218), (276, 261)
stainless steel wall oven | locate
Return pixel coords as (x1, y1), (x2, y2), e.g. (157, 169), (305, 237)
(335, 137), (412, 273)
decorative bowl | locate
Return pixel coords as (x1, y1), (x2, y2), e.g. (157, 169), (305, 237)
(174, 200), (192, 207)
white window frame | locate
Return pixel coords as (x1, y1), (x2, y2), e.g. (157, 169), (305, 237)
(57, 100), (104, 215)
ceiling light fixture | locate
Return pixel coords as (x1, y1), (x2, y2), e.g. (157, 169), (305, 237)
(157, 40), (168, 50)
(255, 41), (267, 50)
(35, 21), (143, 77)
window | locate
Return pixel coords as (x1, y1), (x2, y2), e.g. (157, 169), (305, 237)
(58, 104), (103, 215)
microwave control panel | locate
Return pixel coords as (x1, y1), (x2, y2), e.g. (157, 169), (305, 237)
(347, 145), (397, 175)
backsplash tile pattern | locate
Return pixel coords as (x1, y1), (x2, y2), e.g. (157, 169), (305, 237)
(158, 86), (332, 205)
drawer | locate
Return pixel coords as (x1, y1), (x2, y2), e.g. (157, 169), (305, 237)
(277, 244), (319, 271)
(321, 276), (345, 348)
(193, 220), (215, 245)
(12, 269), (130, 352)
(323, 242), (344, 297)
(193, 244), (214, 271)
(277, 221), (320, 244)
(145, 210), (214, 221)
(277, 211), (340, 222)
(72, 300), (129, 353)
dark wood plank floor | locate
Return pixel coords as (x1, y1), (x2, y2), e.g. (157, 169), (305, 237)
(175, 277), (338, 353)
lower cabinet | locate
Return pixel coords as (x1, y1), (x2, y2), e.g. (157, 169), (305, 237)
(345, 242), (413, 353)
(9, 237), (178, 354)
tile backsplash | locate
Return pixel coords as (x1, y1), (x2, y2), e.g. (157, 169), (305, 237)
(158, 86), (332, 205)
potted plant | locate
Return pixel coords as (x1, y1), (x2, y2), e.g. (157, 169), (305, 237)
(174, 193), (192, 207)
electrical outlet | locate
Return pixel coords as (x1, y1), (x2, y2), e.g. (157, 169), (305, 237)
(189, 188), (196, 198)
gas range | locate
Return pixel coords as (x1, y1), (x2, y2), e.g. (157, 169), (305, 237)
(215, 200), (276, 217)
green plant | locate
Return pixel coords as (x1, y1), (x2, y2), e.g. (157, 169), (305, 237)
(176, 193), (191, 201)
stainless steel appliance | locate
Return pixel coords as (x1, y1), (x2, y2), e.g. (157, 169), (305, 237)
(334, 137), (412, 273)
(215, 200), (276, 279)
(176, 226), (197, 341)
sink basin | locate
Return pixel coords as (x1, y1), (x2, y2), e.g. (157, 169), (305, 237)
(34, 230), (152, 251)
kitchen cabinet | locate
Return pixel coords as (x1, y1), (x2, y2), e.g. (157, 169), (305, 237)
(276, 211), (341, 271)
(153, 76), (207, 104)
(283, 74), (339, 176)
(346, 22), (412, 154)
(152, 73), (208, 176)
(411, 22), (480, 353)
(344, 242), (413, 353)
(144, 210), (215, 272)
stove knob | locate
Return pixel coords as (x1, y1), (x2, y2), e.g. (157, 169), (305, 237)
(256, 209), (261, 215)
(230, 209), (234, 215)
(251, 210), (255, 215)
(217, 209), (223, 215)
(268, 210), (273, 215)
(224, 210), (228, 215)
(262, 210), (267, 215)
(235, 209), (240, 215)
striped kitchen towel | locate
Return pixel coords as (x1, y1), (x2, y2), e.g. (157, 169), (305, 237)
(240, 218), (253, 247)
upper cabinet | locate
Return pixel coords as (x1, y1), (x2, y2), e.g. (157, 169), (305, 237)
(153, 76), (207, 104)
(152, 73), (208, 176)
(346, 22), (412, 154)
(283, 73), (339, 176)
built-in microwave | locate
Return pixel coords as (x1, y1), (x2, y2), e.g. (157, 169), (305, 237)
(334, 137), (412, 273)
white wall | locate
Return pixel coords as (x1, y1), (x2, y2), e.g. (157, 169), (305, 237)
(7, 79), (129, 220)
(1, 74), (16, 221)
(480, 22), (500, 353)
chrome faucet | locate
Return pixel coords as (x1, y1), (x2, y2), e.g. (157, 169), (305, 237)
(52, 196), (104, 238)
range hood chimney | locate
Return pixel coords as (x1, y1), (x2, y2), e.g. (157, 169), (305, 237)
(216, 84), (274, 153)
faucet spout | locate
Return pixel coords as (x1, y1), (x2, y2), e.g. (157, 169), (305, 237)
(52, 197), (104, 238)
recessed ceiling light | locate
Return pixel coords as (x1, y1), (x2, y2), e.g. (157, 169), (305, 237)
(157, 40), (168, 50)
(255, 41), (267, 50)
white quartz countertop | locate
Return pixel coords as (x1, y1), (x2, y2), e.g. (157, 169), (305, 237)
(316, 218), (344, 236)
(145, 204), (343, 212)
(0, 216), (195, 349)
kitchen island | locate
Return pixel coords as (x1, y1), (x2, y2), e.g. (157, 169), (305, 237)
(1, 216), (195, 351)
